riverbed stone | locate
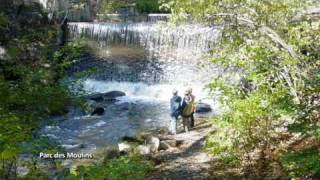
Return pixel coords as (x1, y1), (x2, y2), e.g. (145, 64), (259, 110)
(159, 141), (170, 150)
(137, 145), (151, 155)
(162, 140), (177, 147)
(195, 103), (212, 113)
(105, 146), (120, 160)
(118, 142), (131, 153)
(146, 136), (160, 153)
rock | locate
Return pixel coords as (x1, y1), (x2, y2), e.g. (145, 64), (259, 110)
(105, 146), (120, 160)
(162, 140), (177, 147)
(195, 103), (212, 113)
(118, 142), (131, 154)
(146, 136), (160, 153)
(91, 107), (105, 116)
(61, 144), (84, 150)
(121, 136), (142, 143)
(159, 140), (178, 150)
(103, 91), (126, 100)
(87, 91), (126, 102)
(158, 134), (175, 141)
(0, 46), (6, 59)
(88, 93), (104, 102)
(17, 166), (29, 177)
(159, 141), (170, 150)
(137, 145), (151, 155)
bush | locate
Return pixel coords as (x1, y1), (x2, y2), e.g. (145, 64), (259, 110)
(136, 0), (160, 13)
(281, 148), (320, 178)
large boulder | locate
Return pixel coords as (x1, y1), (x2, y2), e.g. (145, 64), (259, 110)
(103, 91), (126, 100)
(195, 103), (212, 113)
(87, 93), (104, 102)
(91, 107), (105, 116)
(87, 91), (126, 102)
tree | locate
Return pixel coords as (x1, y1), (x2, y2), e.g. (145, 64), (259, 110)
(0, 2), (84, 178)
(164, 0), (320, 178)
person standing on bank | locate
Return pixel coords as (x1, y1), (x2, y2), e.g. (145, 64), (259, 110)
(170, 89), (182, 135)
(187, 88), (196, 128)
(181, 90), (194, 132)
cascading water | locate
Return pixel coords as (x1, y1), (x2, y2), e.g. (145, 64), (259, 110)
(68, 22), (221, 84)
(146, 14), (169, 22)
(42, 17), (222, 157)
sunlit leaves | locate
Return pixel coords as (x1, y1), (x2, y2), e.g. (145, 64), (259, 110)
(169, 0), (320, 177)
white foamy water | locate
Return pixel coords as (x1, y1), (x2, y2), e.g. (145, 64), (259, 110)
(83, 79), (214, 104)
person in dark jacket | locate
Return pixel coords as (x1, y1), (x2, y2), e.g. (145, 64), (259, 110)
(170, 89), (182, 134)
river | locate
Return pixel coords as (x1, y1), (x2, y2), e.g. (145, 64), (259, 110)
(41, 15), (223, 157)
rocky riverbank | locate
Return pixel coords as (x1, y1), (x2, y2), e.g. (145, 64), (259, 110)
(105, 119), (217, 180)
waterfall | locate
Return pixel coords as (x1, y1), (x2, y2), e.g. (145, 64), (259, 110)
(147, 14), (169, 22)
(69, 22), (221, 84)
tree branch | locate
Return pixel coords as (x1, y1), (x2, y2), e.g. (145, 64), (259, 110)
(291, 8), (320, 22)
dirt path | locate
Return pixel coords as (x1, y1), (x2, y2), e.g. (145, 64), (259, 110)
(147, 122), (217, 180)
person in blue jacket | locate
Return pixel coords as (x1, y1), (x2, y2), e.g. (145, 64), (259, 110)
(170, 89), (182, 134)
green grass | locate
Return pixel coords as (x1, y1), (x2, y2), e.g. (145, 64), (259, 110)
(63, 155), (154, 180)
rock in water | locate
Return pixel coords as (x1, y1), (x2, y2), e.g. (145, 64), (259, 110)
(91, 107), (105, 116)
(88, 93), (104, 102)
(87, 91), (126, 102)
(146, 136), (160, 153)
(137, 145), (151, 155)
(103, 91), (126, 100)
(195, 103), (212, 113)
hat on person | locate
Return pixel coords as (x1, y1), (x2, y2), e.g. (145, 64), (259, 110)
(172, 89), (178, 95)
(187, 87), (192, 94)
